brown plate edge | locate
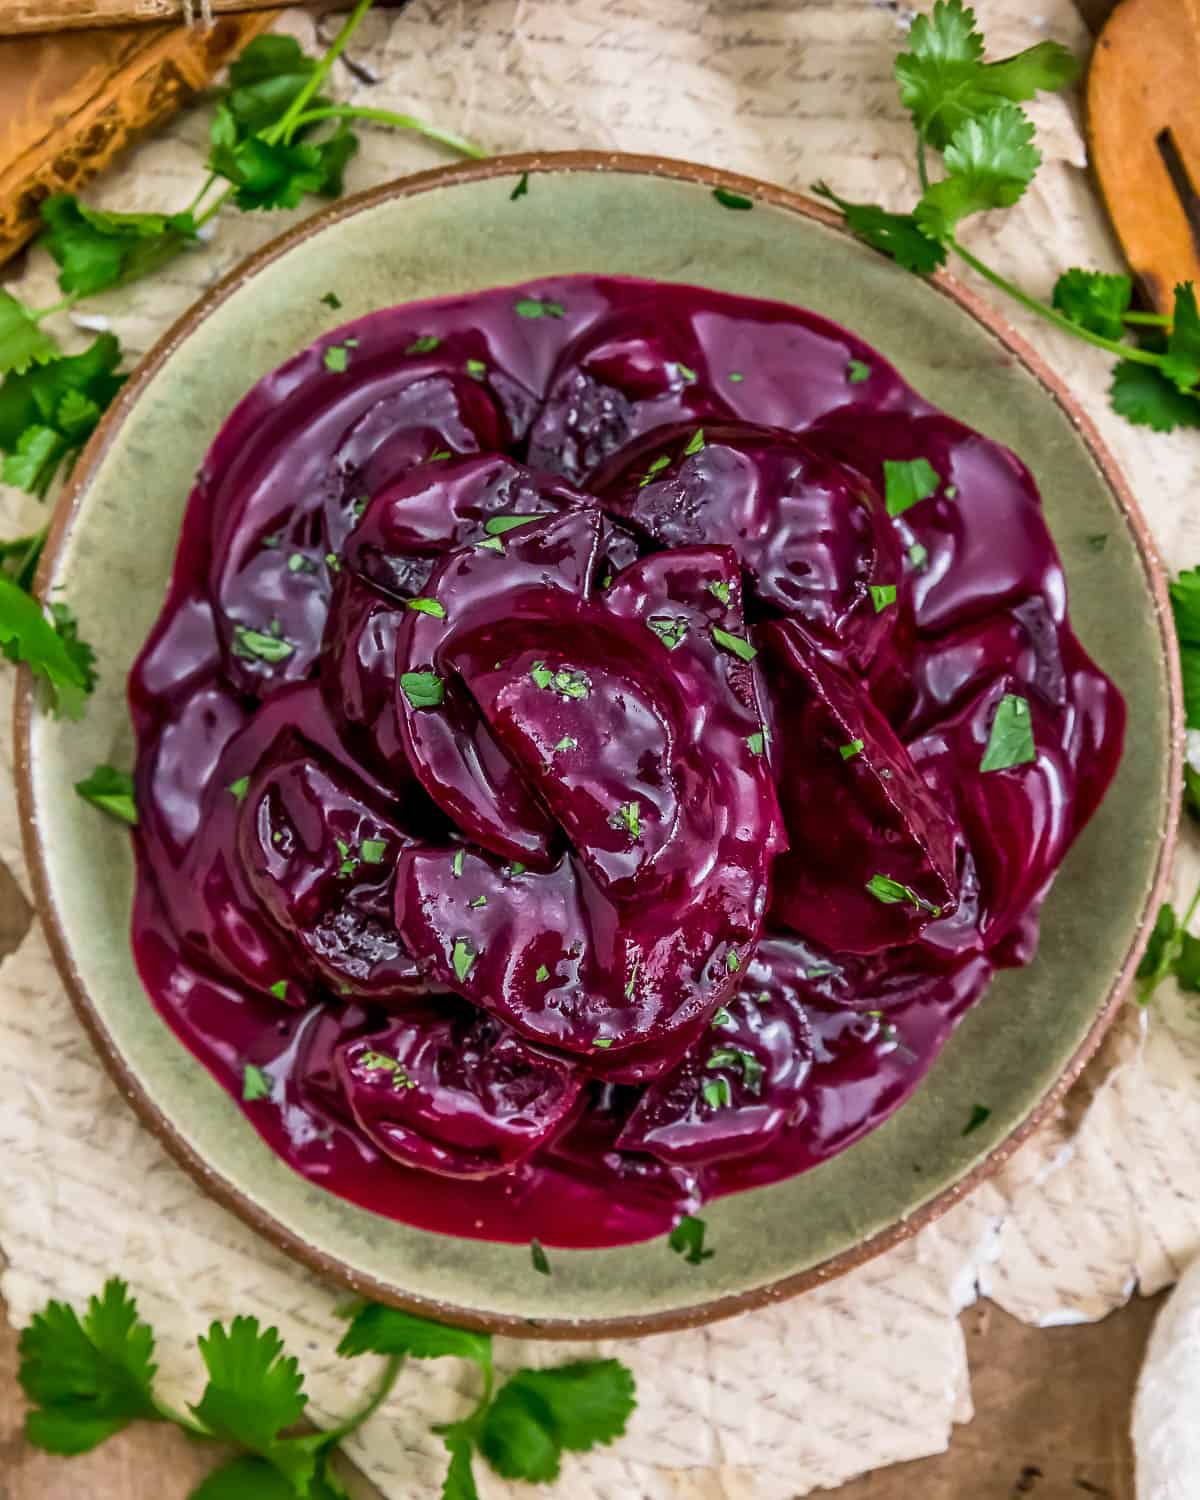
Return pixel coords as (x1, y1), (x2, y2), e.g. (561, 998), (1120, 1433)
(12, 149), (1184, 1340)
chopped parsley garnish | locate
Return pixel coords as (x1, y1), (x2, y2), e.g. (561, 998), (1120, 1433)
(669, 1214), (714, 1264)
(228, 776), (250, 801)
(711, 626), (757, 662)
(647, 615), (689, 650)
(980, 692), (1036, 772)
(702, 1076), (732, 1109)
(360, 838), (387, 863)
(908, 541), (929, 569)
(846, 358), (871, 383)
(268, 980), (288, 1001)
(514, 297), (565, 319)
(624, 956), (640, 1000)
(552, 735), (578, 753)
(593, 1037), (613, 1049)
(335, 838), (357, 877)
(530, 662), (590, 699)
(865, 873), (941, 916)
(242, 1064), (271, 1102)
(466, 357), (488, 378)
(406, 334), (441, 354)
(231, 625), (293, 664)
(452, 848), (465, 878)
(321, 291), (342, 309)
(962, 1103), (992, 1136)
(428, 449), (451, 462)
(535, 964), (550, 983)
(325, 552), (341, 572)
(708, 579), (731, 606)
(675, 361), (697, 383)
(883, 457), (940, 517)
(484, 514), (541, 535)
(510, 171), (530, 200)
(945, 483), (959, 499)
(352, 496), (368, 518)
(406, 596), (446, 618)
(746, 731), (765, 755)
(508, 862), (526, 877)
(726, 951), (740, 972)
(869, 583), (897, 612)
(712, 187), (753, 210)
(638, 453), (671, 488)
(74, 765), (137, 825)
(530, 1238), (550, 1275)
(476, 535), (505, 552)
(707, 1046), (763, 1095)
(360, 1051), (416, 1090)
(839, 739), (864, 760)
(287, 552), (316, 574)
(400, 670), (445, 709)
(712, 1007), (735, 1030)
(614, 800), (641, 839)
(323, 345), (350, 373)
(1087, 533), (1108, 552)
(452, 938), (476, 983)
(683, 428), (705, 455)
(469, 895), (487, 909)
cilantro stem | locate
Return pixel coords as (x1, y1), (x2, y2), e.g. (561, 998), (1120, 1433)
(184, 172), (220, 218)
(194, 183), (236, 232)
(321, 1353), (402, 1443)
(151, 1396), (214, 1439)
(916, 134), (931, 194)
(1182, 877), (1200, 935)
(286, 106), (487, 160)
(268, 0), (375, 145)
(29, 294), (79, 321)
(1123, 310), (1171, 328)
(946, 236), (1170, 369)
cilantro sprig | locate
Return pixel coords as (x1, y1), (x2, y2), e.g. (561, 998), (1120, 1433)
(817, 0), (1200, 433)
(19, 1279), (637, 1498)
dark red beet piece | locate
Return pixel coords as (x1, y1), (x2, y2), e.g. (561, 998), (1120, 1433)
(335, 1003), (582, 1178)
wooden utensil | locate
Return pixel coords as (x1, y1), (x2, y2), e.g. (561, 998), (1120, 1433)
(0, 1), (287, 38)
(1087, 0), (1200, 312)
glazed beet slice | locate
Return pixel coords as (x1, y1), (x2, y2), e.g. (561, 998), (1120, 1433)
(908, 674), (1077, 965)
(334, 1002), (582, 1179)
(766, 619), (961, 953)
(320, 571), (409, 780)
(617, 979), (815, 1166)
(526, 305), (728, 483)
(597, 421), (901, 669)
(236, 732), (432, 1003)
(211, 371), (507, 700)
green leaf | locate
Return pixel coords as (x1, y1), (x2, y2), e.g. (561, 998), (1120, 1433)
(711, 626), (757, 662)
(479, 1382), (561, 1482)
(869, 583), (897, 612)
(221, 34), (325, 137)
(0, 290), (59, 376)
(191, 1317), (311, 1488)
(39, 195), (196, 297)
(0, 576), (92, 718)
(48, 600), (97, 698)
(58, 388), (101, 440)
(865, 872), (941, 916)
(846, 358), (871, 384)
(514, 297), (565, 319)
(1164, 283), (1200, 394)
(840, 738), (864, 760)
(1136, 901), (1179, 1004)
(883, 456), (941, 516)
(895, 0), (1078, 150)
(232, 625), (293, 663)
(3, 425), (69, 496)
(1051, 268), (1132, 341)
(915, 103), (1040, 240)
(483, 514), (541, 536)
(453, 938), (476, 983)
(19, 1278), (160, 1455)
(189, 1456), (297, 1499)
(441, 1440), (480, 1500)
(979, 692), (1036, 772)
(684, 427), (706, 454)
(811, 183), (946, 275)
(712, 187), (753, 210)
(242, 1063), (272, 1101)
(407, 596), (447, 618)
(1109, 359), (1200, 433)
(314, 129), (358, 199)
(0, 330), (123, 495)
(336, 1303), (493, 1369)
(647, 614), (689, 650)
(74, 765), (136, 825)
(210, 136), (326, 212)
(510, 171), (530, 202)
(496, 1360), (635, 1458)
(962, 1103), (992, 1136)
(668, 1214), (714, 1265)
(530, 1238), (551, 1275)
(1174, 930), (1200, 993)
(401, 670), (445, 709)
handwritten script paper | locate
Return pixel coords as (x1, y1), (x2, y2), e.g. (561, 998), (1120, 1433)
(3, 2), (1200, 1493)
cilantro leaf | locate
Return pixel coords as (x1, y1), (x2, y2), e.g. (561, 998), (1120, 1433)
(963, 1103), (992, 1135)
(915, 103), (1040, 240)
(242, 1063), (272, 1101)
(896, 0), (1078, 150)
(491, 1361), (635, 1460)
(19, 1278), (160, 1455)
(401, 670), (445, 709)
(75, 765), (137, 825)
(1137, 901), (1180, 1004)
(1166, 282), (1200, 390)
(979, 692), (1036, 772)
(0, 577), (93, 718)
(1175, 931), (1200, 993)
(222, 34), (326, 137)
(668, 1214), (714, 1264)
(210, 137), (327, 212)
(39, 195), (196, 298)
(336, 1303), (492, 1370)
(883, 456), (940, 515)
(0, 290), (58, 376)
(865, 872), (941, 915)
(1051, 269), (1132, 341)
(811, 183), (946, 274)
(189, 1456), (297, 1500)
(191, 1317), (312, 1487)
(1170, 568), (1200, 730)
(0, 330), (123, 495)
(3, 426), (69, 496)
(479, 1383), (562, 1482)
(530, 1238), (551, 1275)
(712, 187), (753, 210)
(1109, 359), (1200, 433)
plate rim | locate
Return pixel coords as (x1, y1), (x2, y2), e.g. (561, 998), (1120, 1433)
(12, 149), (1184, 1338)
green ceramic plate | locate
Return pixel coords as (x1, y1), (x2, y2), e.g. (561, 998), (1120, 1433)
(16, 154), (1180, 1337)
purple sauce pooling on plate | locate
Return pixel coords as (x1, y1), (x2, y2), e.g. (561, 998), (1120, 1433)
(129, 275), (1125, 1248)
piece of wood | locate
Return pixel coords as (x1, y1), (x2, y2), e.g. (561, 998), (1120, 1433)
(0, 11), (271, 265)
(1087, 0), (1200, 312)
(0, 1), (288, 38)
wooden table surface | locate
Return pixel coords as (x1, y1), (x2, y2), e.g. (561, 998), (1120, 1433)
(1, 0), (1162, 1496)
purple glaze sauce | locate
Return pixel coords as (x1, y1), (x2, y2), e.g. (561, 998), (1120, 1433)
(129, 275), (1125, 1248)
